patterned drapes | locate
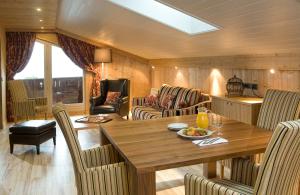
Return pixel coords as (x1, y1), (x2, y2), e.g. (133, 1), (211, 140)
(57, 33), (100, 96)
(6, 32), (36, 121)
(6, 32), (36, 80)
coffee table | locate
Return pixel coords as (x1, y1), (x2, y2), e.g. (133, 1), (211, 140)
(71, 113), (125, 131)
(100, 114), (272, 195)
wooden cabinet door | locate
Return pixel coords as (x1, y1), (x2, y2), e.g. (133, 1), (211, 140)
(229, 101), (241, 122)
(240, 104), (252, 124)
(212, 97), (225, 115)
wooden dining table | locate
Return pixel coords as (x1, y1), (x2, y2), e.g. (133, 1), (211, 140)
(100, 114), (273, 195)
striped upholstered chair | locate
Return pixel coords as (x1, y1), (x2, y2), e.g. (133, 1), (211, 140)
(52, 105), (129, 195)
(185, 120), (300, 195)
(220, 89), (300, 176)
(8, 80), (48, 122)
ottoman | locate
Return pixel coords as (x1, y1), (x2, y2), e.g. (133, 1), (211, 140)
(9, 120), (56, 154)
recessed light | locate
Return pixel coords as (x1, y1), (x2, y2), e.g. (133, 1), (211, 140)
(41, 27), (44, 29)
(39, 19), (43, 22)
(36, 8), (42, 12)
(270, 69), (275, 74)
(151, 66), (155, 69)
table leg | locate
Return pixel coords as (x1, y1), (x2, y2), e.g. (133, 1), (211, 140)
(127, 163), (156, 195)
(203, 162), (217, 178)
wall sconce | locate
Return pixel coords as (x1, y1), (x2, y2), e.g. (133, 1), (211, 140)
(151, 66), (155, 69)
(270, 69), (275, 74)
(94, 48), (112, 80)
(175, 66), (178, 70)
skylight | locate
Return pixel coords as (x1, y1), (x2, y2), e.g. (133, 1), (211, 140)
(108, 0), (219, 35)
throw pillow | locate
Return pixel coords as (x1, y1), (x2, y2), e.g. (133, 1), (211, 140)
(104, 91), (121, 105)
(160, 94), (175, 110)
(145, 94), (159, 107)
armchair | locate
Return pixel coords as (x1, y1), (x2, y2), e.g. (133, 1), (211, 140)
(8, 80), (48, 123)
(90, 79), (130, 118)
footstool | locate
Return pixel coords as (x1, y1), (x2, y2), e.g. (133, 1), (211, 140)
(9, 120), (56, 154)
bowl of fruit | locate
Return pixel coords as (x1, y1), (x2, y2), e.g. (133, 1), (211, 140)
(177, 127), (214, 140)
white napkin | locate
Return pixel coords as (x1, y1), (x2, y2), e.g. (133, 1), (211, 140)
(192, 137), (228, 146)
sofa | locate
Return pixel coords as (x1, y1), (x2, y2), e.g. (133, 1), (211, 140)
(132, 84), (211, 120)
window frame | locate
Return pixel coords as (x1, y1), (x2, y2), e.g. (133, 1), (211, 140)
(15, 39), (86, 113)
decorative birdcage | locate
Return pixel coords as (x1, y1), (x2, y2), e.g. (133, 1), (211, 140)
(226, 75), (244, 97)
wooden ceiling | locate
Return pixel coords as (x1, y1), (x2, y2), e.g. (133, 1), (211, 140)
(2, 0), (300, 59)
(0, 0), (58, 29)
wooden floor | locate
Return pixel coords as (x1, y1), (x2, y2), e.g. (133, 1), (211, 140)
(0, 121), (213, 195)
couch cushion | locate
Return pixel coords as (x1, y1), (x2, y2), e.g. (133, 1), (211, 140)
(132, 106), (162, 120)
(174, 88), (202, 109)
(158, 84), (180, 109)
(93, 105), (116, 114)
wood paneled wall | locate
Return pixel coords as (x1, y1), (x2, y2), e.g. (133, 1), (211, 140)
(0, 26), (6, 128)
(150, 54), (300, 97)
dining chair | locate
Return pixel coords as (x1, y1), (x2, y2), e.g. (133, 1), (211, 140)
(220, 89), (300, 177)
(185, 120), (300, 195)
(8, 80), (48, 122)
(52, 105), (129, 195)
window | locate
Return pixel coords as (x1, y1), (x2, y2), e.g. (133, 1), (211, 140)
(52, 45), (83, 104)
(14, 41), (84, 107)
(108, 0), (219, 35)
(14, 41), (45, 98)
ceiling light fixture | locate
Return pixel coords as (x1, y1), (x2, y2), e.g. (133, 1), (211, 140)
(270, 69), (275, 74)
(36, 8), (42, 12)
(108, 0), (219, 35)
(41, 27), (44, 29)
(39, 19), (43, 22)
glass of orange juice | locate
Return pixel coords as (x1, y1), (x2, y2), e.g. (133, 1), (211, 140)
(196, 107), (209, 129)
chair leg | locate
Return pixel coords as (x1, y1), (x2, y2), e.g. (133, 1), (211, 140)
(10, 143), (14, 154)
(44, 112), (47, 120)
(53, 136), (56, 145)
(36, 145), (40, 155)
(126, 115), (129, 120)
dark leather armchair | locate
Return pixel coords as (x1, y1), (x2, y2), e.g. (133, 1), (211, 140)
(90, 79), (130, 118)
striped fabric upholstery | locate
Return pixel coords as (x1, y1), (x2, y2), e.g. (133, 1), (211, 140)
(131, 106), (162, 120)
(8, 80), (48, 121)
(163, 100), (211, 117)
(173, 88), (202, 109)
(8, 80), (28, 101)
(185, 174), (253, 195)
(230, 158), (260, 187)
(131, 85), (211, 120)
(52, 105), (129, 195)
(254, 120), (300, 195)
(158, 84), (181, 108)
(185, 120), (300, 195)
(257, 89), (300, 131)
(132, 97), (147, 107)
(221, 89), (300, 173)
